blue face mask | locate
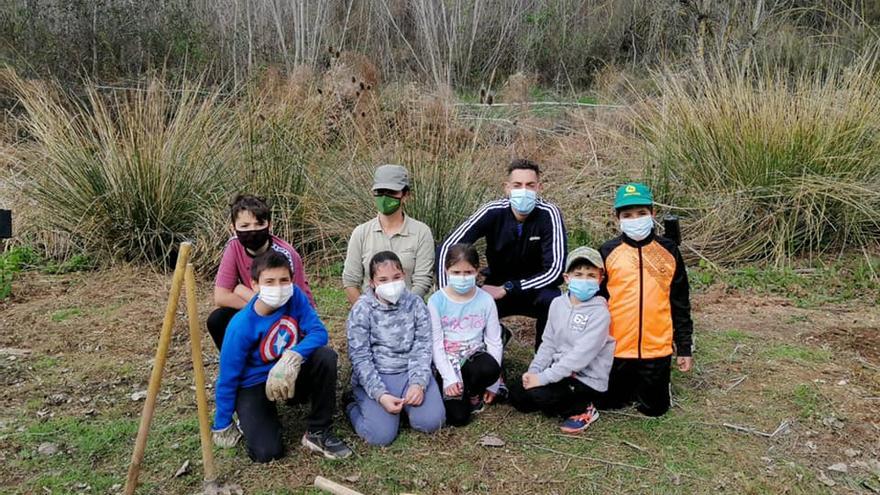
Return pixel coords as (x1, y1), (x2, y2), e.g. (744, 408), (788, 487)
(620, 215), (654, 241)
(447, 274), (476, 294)
(568, 278), (600, 302)
(509, 188), (537, 215)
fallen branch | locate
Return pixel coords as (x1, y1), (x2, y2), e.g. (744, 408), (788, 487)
(455, 101), (626, 109)
(722, 419), (790, 438)
(622, 440), (648, 453)
(725, 375), (748, 392)
(314, 476), (364, 495)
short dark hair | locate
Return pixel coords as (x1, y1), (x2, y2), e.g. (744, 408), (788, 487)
(507, 158), (541, 177)
(230, 194), (271, 225)
(444, 243), (479, 270)
(369, 251), (404, 279)
(567, 258), (601, 274)
(614, 204), (654, 216)
(250, 250), (293, 281)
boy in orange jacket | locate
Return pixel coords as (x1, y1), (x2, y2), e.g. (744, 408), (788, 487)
(598, 183), (693, 416)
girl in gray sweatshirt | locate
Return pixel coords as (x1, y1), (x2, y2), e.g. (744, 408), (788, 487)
(345, 251), (445, 446)
(509, 246), (615, 434)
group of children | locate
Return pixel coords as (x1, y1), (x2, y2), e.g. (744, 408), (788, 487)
(210, 181), (693, 462)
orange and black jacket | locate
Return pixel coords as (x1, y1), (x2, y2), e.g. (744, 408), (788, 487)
(599, 233), (693, 359)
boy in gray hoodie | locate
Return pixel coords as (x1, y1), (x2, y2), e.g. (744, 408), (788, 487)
(509, 246), (615, 433)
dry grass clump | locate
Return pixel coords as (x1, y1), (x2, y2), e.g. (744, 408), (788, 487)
(637, 49), (880, 264)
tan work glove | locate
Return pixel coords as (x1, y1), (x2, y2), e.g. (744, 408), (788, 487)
(212, 422), (242, 448)
(265, 350), (303, 402)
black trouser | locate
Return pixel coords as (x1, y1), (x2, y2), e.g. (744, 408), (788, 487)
(235, 346), (338, 463)
(494, 286), (561, 351)
(441, 352), (502, 427)
(206, 307), (238, 350)
(597, 356), (671, 417)
(509, 376), (599, 418)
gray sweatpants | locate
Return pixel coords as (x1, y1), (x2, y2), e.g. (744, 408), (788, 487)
(346, 372), (445, 446)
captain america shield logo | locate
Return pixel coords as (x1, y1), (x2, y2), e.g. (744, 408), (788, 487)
(259, 316), (300, 363)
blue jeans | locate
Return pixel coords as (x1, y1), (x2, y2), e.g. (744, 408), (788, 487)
(347, 372), (445, 446)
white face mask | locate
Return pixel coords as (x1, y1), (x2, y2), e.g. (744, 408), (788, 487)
(375, 280), (406, 304)
(619, 215), (654, 241)
(258, 284), (293, 309)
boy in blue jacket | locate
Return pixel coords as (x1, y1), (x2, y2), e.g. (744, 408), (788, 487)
(212, 251), (352, 462)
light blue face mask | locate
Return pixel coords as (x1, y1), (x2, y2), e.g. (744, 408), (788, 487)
(447, 274), (476, 294)
(509, 188), (537, 215)
(568, 278), (600, 302)
(620, 215), (654, 241)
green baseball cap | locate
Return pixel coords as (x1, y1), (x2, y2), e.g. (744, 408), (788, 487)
(565, 246), (604, 272)
(614, 182), (653, 209)
(372, 164), (410, 192)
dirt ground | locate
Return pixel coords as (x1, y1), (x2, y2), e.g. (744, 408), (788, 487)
(0, 267), (878, 494)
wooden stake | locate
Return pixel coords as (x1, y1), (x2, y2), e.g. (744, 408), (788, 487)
(124, 242), (192, 495)
(185, 263), (216, 483)
(314, 476), (365, 495)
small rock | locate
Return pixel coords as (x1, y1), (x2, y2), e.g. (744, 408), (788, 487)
(828, 463), (849, 473)
(479, 434), (505, 447)
(110, 483), (121, 492)
(37, 442), (59, 456)
(817, 471), (836, 487)
(74, 482), (89, 490)
(170, 442), (180, 450)
(852, 459), (880, 476)
(844, 448), (861, 458)
(174, 459), (190, 478)
(342, 474), (360, 483)
(46, 393), (69, 406)
(130, 391), (147, 401)
(670, 473), (681, 486)
(822, 416), (845, 429)
(83, 409), (96, 417)
(836, 379), (848, 386)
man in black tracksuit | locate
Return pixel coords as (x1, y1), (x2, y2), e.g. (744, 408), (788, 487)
(438, 159), (567, 351)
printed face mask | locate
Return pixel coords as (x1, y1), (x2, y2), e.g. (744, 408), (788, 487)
(236, 227), (270, 252)
(447, 274), (476, 294)
(259, 284), (293, 309)
(568, 278), (600, 302)
(619, 215), (654, 241)
(509, 188), (537, 215)
(375, 280), (406, 304)
(375, 195), (402, 215)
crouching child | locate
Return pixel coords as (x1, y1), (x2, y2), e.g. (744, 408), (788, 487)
(346, 251), (445, 446)
(212, 251), (352, 462)
(509, 247), (615, 433)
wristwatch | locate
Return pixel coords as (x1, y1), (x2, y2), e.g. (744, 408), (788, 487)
(502, 281), (515, 293)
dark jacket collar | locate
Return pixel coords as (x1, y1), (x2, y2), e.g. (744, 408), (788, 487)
(619, 231), (656, 248)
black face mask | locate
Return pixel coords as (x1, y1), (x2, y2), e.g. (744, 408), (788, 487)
(236, 227), (270, 252)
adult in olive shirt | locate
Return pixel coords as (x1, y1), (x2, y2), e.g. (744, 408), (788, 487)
(342, 164), (435, 305)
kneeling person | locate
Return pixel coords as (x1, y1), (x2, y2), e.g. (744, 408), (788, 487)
(510, 247), (615, 434)
(212, 251), (352, 462)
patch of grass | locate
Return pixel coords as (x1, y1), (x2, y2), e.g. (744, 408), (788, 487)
(689, 254), (880, 307)
(791, 383), (822, 419)
(50, 307), (83, 322)
(0, 246), (40, 299)
(763, 344), (831, 364)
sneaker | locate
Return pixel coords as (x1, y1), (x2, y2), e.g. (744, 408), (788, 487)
(560, 404), (599, 434)
(470, 396), (486, 414)
(302, 430), (353, 460)
(494, 378), (509, 403)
